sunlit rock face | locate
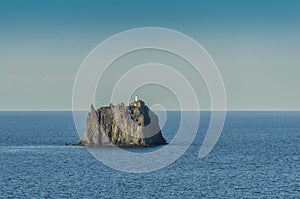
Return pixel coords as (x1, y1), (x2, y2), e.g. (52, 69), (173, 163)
(76, 100), (167, 147)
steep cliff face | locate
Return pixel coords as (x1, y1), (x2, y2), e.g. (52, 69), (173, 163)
(77, 100), (167, 147)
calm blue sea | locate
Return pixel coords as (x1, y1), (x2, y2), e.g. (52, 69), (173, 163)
(0, 111), (299, 198)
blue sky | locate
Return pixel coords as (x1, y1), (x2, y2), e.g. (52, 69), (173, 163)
(0, 0), (300, 110)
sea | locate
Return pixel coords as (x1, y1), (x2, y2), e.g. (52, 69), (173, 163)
(0, 111), (299, 198)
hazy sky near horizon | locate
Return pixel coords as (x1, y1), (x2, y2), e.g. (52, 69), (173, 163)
(0, 0), (300, 110)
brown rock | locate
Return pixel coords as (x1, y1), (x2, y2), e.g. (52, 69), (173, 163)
(74, 100), (167, 147)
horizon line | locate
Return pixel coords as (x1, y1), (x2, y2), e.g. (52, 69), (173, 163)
(1, 109), (300, 112)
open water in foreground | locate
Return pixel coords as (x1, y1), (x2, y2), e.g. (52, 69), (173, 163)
(0, 111), (299, 198)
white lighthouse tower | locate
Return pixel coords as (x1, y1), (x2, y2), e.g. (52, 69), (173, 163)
(135, 95), (138, 102)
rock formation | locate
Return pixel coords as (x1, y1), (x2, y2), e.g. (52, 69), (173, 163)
(74, 100), (167, 147)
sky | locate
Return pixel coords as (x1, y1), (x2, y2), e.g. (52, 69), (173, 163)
(0, 0), (300, 110)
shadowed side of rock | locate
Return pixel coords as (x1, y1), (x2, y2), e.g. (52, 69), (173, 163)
(74, 100), (167, 147)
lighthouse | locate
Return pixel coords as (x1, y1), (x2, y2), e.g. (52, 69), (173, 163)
(130, 95), (144, 108)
